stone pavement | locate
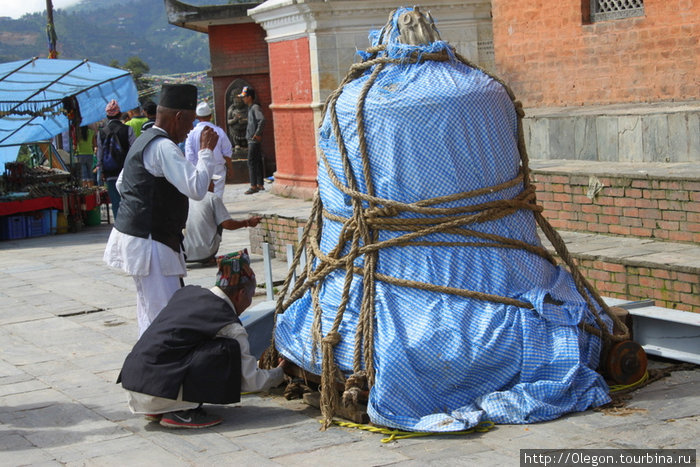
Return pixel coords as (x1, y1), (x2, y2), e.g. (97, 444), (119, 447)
(0, 183), (698, 466)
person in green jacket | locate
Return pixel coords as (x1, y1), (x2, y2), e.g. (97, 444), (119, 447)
(125, 106), (149, 138)
(74, 125), (96, 183)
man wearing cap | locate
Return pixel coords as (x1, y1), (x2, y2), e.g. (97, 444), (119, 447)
(183, 173), (262, 265)
(118, 250), (286, 429)
(239, 86), (266, 195)
(103, 84), (220, 337)
(184, 101), (233, 198)
(97, 99), (135, 219)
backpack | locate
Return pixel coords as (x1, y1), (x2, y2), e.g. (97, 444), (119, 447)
(100, 122), (127, 173)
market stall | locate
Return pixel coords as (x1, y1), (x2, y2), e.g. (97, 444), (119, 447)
(0, 58), (138, 239)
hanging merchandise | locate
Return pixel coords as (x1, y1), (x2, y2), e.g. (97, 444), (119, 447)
(269, 7), (634, 433)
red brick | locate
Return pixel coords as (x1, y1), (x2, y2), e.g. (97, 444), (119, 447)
(581, 204), (602, 214)
(622, 207), (639, 217)
(606, 187), (626, 197)
(598, 215), (620, 225)
(648, 190), (668, 200)
(625, 188), (643, 198)
(658, 180), (683, 190)
(621, 217), (642, 227)
(679, 293), (700, 306)
(634, 199), (658, 209)
(549, 183), (565, 193)
(601, 262), (625, 273)
(686, 222), (700, 233)
(573, 195), (594, 204)
(662, 210), (687, 221)
(638, 208), (661, 220)
(672, 281), (693, 293)
(657, 200), (685, 211)
(667, 190), (690, 201)
(609, 224), (630, 235)
(587, 269), (611, 282)
(537, 191), (554, 202)
(683, 181), (700, 191)
(631, 179), (653, 189)
(587, 223), (609, 233)
(580, 213), (598, 223)
(668, 230), (695, 242)
(629, 227), (653, 237)
(614, 198), (636, 207)
(553, 193), (571, 202)
(656, 220), (680, 231)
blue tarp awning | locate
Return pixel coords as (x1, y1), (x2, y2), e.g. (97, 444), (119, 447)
(0, 57), (139, 164)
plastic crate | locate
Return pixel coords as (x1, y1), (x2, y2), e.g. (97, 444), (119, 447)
(26, 212), (45, 237)
(0, 215), (27, 240)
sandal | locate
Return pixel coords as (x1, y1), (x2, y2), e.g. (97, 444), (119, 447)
(244, 187), (259, 195)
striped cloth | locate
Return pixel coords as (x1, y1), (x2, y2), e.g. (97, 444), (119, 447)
(275, 8), (610, 432)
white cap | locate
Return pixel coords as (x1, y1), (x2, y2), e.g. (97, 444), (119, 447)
(196, 101), (212, 117)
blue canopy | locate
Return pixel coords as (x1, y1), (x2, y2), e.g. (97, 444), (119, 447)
(0, 58), (139, 164)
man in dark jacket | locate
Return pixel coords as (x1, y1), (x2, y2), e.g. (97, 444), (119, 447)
(118, 250), (286, 429)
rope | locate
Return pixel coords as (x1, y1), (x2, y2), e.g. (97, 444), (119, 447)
(608, 371), (649, 393)
(325, 419), (495, 443)
(272, 9), (630, 429)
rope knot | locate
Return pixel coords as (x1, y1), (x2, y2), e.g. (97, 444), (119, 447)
(322, 331), (341, 346)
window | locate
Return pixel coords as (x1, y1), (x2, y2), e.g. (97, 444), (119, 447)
(590, 0), (644, 22)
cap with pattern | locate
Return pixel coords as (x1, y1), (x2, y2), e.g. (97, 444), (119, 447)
(215, 249), (255, 288)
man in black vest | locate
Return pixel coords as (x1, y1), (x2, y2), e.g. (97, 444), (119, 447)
(103, 84), (220, 337)
(118, 250), (286, 428)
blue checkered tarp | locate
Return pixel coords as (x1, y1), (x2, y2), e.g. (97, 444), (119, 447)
(275, 8), (610, 432)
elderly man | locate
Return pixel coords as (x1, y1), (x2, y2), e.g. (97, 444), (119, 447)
(183, 174), (262, 265)
(118, 250), (286, 429)
(103, 84), (219, 336)
(184, 101), (233, 198)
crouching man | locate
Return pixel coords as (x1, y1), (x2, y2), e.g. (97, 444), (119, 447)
(117, 249), (285, 429)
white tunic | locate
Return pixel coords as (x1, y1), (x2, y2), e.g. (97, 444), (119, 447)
(103, 126), (215, 277)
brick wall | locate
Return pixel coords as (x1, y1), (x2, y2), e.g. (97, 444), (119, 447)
(532, 172), (700, 244)
(491, 0), (700, 107)
(268, 37), (318, 195)
(209, 24), (268, 74)
(249, 215), (310, 260)
(574, 260), (699, 313)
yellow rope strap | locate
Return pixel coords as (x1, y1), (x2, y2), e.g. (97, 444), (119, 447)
(325, 419), (495, 443)
(608, 371), (650, 393)
(270, 10), (631, 429)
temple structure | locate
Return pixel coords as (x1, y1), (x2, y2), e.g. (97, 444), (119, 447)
(165, 0), (495, 198)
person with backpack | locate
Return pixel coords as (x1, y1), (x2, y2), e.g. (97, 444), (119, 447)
(103, 84), (219, 337)
(97, 100), (135, 219)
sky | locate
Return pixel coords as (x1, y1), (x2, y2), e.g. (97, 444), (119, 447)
(4, 0), (81, 20)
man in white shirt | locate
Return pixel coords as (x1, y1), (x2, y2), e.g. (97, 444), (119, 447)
(183, 174), (262, 264)
(103, 84), (220, 337)
(184, 101), (233, 198)
(118, 250), (286, 429)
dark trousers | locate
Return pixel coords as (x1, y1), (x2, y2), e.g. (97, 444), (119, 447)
(106, 178), (121, 220)
(247, 141), (263, 187)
